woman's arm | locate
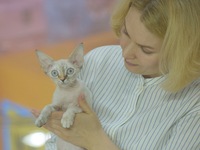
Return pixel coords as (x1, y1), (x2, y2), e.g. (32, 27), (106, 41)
(32, 95), (120, 150)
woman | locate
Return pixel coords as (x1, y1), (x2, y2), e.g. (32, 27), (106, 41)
(32, 0), (200, 149)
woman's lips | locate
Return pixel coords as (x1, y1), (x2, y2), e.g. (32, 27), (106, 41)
(125, 59), (138, 66)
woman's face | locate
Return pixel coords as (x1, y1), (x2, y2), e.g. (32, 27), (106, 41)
(120, 7), (163, 78)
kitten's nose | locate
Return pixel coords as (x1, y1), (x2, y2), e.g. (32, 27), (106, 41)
(59, 75), (67, 82)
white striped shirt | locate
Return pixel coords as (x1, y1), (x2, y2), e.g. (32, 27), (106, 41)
(46, 45), (200, 150)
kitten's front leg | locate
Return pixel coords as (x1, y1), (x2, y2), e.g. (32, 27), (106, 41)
(61, 104), (82, 128)
(35, 104), (58, 127)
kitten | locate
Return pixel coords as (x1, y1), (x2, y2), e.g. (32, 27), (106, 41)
(35, 43), (92, 150)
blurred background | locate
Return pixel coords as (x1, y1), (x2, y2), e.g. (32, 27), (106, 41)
(0, 0), (118, 149)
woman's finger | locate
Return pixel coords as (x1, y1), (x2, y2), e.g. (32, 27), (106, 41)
(49, 111), (63, 120)
(43, 118), (72, 141)
(31, 109), (40, 118)
(78, 94), (93, 114)
(44, 122), (64, 136)
(43, 114), (63, 131)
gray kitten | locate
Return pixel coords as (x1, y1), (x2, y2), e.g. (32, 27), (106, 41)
(35, 43), (92, 150)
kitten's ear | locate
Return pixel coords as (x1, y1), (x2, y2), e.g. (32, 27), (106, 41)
(35, 50), (54, 73)
(68, 43), (84, 68)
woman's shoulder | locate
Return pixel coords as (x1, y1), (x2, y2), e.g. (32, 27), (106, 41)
(85, 45), (122, 59)
(90, 45), (121, 52)
(83, 45), (122, 67)
(80, 45), (126, 77)
(80, 45), (127, 89)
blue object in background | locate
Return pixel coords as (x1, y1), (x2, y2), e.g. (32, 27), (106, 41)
(0, 99), (32, 150)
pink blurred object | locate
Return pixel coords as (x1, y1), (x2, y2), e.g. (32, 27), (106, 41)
(0, 0), (47, 52)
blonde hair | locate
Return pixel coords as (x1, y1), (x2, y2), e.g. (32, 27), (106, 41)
(111, 0), (200, 92)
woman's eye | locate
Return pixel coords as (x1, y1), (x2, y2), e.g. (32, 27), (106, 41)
(67, 68), (74, 75)
(51, 70), (59, 77)
(141, 47), (153, 54)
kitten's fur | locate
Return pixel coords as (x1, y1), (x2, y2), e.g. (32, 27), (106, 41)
(35, 43), (92, 150)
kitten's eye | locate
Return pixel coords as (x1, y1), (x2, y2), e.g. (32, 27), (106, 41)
(67, 68), (74, 75)
(51, 70), (59, 77)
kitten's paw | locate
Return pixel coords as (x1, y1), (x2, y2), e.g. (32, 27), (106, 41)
(35, 116), (48, 127)
(61, 107), (82, 128)
(61, 111), (75, 128)
(61, 115), (74, 128)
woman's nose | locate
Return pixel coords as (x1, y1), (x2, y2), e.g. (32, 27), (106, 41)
(122, 43), (137, 58)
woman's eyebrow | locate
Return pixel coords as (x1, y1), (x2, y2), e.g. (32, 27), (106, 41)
(124, 18), (155, 50)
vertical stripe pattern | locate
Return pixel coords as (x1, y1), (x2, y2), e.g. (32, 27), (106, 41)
(46, 45), (200, 150)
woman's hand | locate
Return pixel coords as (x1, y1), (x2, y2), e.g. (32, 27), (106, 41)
(44, 94), (103, 149)
(32, 94), (120, 150)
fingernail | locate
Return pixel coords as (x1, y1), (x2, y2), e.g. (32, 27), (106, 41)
(78, 94), (85, 103)
(79, 93), (84, 99)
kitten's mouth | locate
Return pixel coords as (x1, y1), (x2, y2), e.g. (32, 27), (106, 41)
(57, 81), (66, 86)
(58, 83), (69, 88)
(60, 82), (67, 85)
